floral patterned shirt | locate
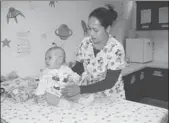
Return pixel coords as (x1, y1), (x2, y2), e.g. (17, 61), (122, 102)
(76, 35), (126, 97)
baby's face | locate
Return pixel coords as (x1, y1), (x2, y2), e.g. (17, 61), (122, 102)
(45, 49), (65, 69)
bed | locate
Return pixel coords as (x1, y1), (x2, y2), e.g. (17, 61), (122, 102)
(1, 79), (168, 123)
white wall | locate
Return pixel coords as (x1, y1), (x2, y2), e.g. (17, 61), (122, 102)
(1, 1), (99, 77)
(1, 1), (129, 77)
(110, 1), (134, 45)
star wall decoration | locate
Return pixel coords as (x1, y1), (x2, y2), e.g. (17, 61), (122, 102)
(41, 33), (47, 39)
(1, 38), (11, 48)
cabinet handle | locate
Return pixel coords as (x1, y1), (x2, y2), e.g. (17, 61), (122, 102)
(152, 71), (163, 77)
(130, 75), (136, 84)
(140, 72), (144, 80)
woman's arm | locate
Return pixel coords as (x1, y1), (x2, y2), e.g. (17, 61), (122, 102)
(80, 69), (121, 94)
(70, 61), (121, 94)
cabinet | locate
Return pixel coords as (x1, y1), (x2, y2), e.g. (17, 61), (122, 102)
(123, 67), (168, 102)
(142, 67), (168, 101)
(136, 1), (168, 30)
(123, 69), (145, 102)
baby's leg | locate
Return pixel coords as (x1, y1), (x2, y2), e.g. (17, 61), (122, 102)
(45, 92), (60, 106)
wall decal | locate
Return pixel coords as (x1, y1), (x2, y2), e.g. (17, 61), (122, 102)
(16, 31), (30, 56)
(52, 42), (57, 46)
(1, 39), (11, 48)
(55, 24), (73, 40)
(81, 20), (88, 36)
(17, 38), (30, 55)
(7, 7), (25, 24)
(49, 1), (57, 8)
(16, 31), (30, 38)
(41, 33), (47, 39)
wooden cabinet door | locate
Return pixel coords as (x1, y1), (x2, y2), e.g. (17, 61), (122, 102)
(123, 71), (143, 102)
(143, 67), (168, 101)
(163, 69), (168, 101)
(136, 69), (145, 100)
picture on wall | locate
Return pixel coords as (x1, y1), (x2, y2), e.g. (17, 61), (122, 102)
(16, 31), (31, 56)
(17, 38), (30, 55)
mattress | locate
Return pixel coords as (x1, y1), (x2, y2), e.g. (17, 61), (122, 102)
(1, 95), (168, 123)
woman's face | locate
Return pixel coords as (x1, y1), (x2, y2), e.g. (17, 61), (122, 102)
(88, 16), (109, 45)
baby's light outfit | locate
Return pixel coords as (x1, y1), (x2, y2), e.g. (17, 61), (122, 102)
(34, 65), (94, 107)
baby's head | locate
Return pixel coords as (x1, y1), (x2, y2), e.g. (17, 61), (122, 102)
(45, 46), (66, 69)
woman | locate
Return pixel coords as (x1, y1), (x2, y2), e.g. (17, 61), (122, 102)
(61, 4), (126, 101)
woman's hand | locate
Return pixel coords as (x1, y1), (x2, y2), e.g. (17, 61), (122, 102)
(61, 84), (80, 98)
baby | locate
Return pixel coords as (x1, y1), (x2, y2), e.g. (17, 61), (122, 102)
(34, 46), (94, 108)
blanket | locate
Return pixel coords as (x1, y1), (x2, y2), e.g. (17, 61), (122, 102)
(1, 78), (38, 103)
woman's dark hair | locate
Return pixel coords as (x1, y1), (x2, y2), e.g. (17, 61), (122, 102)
(89, 4), (117, 29)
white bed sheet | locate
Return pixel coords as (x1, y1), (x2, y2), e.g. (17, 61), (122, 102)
(1, 95), (168, 123)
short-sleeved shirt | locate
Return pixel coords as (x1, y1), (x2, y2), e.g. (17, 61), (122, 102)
(76, 35), (126, 98)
